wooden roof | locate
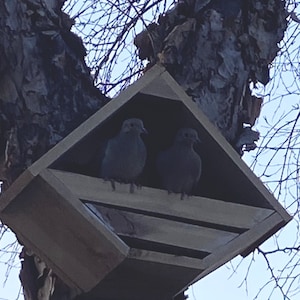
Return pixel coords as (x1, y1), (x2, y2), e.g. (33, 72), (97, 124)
(0, 64), (291, 299)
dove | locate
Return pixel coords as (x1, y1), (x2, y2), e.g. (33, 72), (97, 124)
(156, 128), (201, 199)
(100, 118), (147, 192)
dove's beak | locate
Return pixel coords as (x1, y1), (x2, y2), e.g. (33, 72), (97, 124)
(142, 127), (148, 134)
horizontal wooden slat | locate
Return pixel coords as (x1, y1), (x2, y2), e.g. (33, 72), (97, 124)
(128, 248), (205, 270)
(189, 212), (285, 286)
(86, 204), (238, 255)
(49, 169), (274, 230)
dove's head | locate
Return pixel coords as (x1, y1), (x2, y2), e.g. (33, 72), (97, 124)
(175, 128), (200, 146)
(121, 118), (148, 135)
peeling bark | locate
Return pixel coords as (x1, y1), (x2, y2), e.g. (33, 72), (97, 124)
(0, 0), (107, 186)
(0, 0), (288, 299)
(135, 0), (287, 153)
(0, 0), (107, 299)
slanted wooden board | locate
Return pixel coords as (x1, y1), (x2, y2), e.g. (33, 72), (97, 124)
(140, 73), (183, 101)
(0, 64), (292, 300)
(49, 169), (275, 231)
(192, 213), (285, 285)
(46, 168), (288, 298)
(87, 204), (238, 255)
(0, 169), (128, 292)
(154, 70), (291, 220)
(0, 64), (290, 217)
(79, 249), (204, 300)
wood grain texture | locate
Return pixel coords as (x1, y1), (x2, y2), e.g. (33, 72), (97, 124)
(87, 204), (238, 255)
(8, 64), (290, 225)
(191, 212), (285, 285)
(1, 169), (128, 292)
(49, 169), (274, 231)
(0, 63), (291, 300)
(78, 249), (203, 300)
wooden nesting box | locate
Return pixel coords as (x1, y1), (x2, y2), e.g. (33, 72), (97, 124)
(0, 65), (291, 300)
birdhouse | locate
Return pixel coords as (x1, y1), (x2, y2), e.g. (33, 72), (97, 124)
(0, 65), (291, 300)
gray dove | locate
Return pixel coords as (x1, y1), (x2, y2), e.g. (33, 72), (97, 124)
(100, 118), (147, 192)
(156, 128), (201, 199)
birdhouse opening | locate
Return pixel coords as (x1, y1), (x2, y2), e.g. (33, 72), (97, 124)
(0, 66), (290, 300)
(51, 92), (273, 209)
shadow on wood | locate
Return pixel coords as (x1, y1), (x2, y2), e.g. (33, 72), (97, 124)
(0, 65), (291, 299)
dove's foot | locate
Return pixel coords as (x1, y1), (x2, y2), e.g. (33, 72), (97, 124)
(110, 179), (116, 191)
(180, 192), (186, 200)
(130, 182), (136, 193)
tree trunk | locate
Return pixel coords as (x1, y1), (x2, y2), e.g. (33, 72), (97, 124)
(0, 0), (107, 185)
(0, 0), (107, 299)
(135, 0), (287, 154)
(0, 0), (287, 299)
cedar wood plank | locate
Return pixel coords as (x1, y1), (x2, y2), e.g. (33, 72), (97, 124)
(50, 169), (274, 230)
(128, 248), (205, 270)
(1, 169), (129, 292)
(189, 213), (284, 287)
(89, 204), (238, 254)
(159, 71), (291, 223)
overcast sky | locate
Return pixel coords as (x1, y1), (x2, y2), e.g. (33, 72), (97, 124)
(1, 1), (299, 300)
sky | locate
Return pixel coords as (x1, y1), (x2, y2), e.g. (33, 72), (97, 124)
(0, 1), (300, 300)
(0, 229), (21, 300)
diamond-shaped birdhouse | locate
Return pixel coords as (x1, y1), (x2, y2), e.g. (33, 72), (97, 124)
(0, 65), (291, 300)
